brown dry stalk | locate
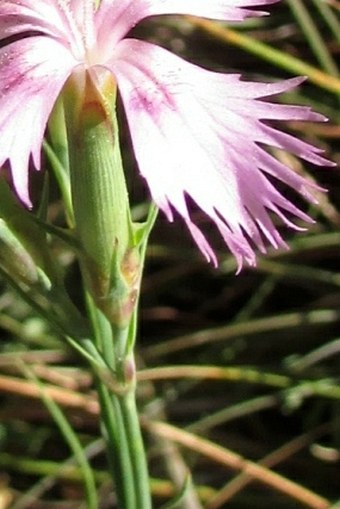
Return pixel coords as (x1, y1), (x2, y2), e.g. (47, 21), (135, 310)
(138, 365), (290, 387)
(0, 374), (99, 414)
(207, 426), (330, 509)
(144, 419), (331, 509)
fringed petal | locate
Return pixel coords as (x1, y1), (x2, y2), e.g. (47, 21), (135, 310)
(94, 0), (278, 51)
(0, 36), (76, 204)
(110, 39), (333, 268)
(0, 0), (75, 41)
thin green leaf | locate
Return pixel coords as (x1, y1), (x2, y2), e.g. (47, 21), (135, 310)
(43, 139), (74, 225)
(160, 475), (193, 509)
(311, 0), (340, 44)
(20, 363), (98, 509)
(287, 0), (339, 76)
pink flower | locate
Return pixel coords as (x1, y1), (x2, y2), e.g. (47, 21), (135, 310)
(0, 0), (333, 269)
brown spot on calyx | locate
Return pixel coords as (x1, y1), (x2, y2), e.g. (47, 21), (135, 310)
(64, 68), (117, 131)
(121, 248), (140, 287)
(79, 71), (110, 127)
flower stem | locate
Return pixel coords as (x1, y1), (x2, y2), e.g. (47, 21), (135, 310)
(97, 382), (137, 508)
(61, 68), (153, 508)
(87, 295), (152, 509)
(118, 378), (152, 509)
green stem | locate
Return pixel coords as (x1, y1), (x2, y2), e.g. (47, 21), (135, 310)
(61, 68), (153, 508)
(87, 295), (152, 509)
(119, 377), (152, 509)
(97, 382), (137, 508)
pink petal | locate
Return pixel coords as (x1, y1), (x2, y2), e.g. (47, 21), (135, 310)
(0, 0), (74, 41)
(95, 0), (278, 53)
(110, 39), (332, 268)
(137, 0), (279, 20)
(0, 36), (77, 205)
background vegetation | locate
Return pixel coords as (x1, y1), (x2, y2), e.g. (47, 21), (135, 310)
(0, 1), (340, 507)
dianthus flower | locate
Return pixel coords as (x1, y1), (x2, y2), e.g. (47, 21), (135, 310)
(0, 0), (333, 269)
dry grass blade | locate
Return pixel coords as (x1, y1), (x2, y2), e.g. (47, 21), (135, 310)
(207, 426), (331, 509)
(143, 310), (340, 358)
(0, 374), (99, 415)
(144, 420), (331, 509)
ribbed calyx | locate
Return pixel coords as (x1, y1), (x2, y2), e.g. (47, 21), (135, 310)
(63, 68), (139, 326)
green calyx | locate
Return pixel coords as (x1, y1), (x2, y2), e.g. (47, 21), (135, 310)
(62, 69), (139, 326)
